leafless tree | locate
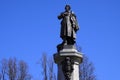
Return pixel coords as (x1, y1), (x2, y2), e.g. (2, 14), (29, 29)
(25, 74), (32, 80)
(41, 53), (48, 80)
(0, 73), (2, 80)
(79, 55), (96, 80)
(48, 57), (54, 80)
(40, 53), (57, 80)
(18, 60), (30, 80)
(76, 45), (96, 80)
(53, 73), (57, 80)
(0, 58), (32, 80)
(8, 58), (17, 80)
(0, 59), (8, 80)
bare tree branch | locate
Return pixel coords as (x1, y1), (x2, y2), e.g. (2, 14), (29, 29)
(79, 55), (96, 80)
(40, 53), (57, 80)
(41, 53), (48, 80)
(18, 60), (28, 80)
(0, 58), (32, 80)
(0, 73), (2, 80)
(53, 73), (57, 80)
(48, 57), (54, 80)
(8, 58), (17, 80)
(0, 59), (8, 80)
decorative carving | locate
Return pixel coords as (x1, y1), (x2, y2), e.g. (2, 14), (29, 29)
(62, 57), (74, 80)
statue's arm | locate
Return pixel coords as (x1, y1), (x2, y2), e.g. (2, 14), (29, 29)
(71, 12), (76, 18)
(58, 12), (64, 19)
(71, 12), (79, 31)
(58, 14), (62, 19)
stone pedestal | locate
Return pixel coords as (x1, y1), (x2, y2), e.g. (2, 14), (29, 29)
(54, 45), (83, 80)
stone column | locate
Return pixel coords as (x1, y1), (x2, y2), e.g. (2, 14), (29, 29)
(54, 45), (83, 80)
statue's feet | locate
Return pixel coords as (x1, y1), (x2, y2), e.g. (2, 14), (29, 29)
(62, 40), (67, 45)
(67, 39), (76, 45)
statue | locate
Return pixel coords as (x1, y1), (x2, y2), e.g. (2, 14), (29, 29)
(58, 5), (79, 45)
(54, 5), (83, 80)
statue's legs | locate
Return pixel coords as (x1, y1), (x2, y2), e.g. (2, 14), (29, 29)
(61, 36), (76, 45)
(66, 37), (75, 45)
(62, 37), (67, 45)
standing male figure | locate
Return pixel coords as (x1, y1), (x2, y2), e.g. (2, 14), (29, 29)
(58, 5), (79, 45)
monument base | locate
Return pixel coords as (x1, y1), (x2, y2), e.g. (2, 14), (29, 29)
(54, 45), (83, 80)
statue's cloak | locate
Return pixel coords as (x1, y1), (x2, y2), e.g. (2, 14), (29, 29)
(60, 12), (79, 39)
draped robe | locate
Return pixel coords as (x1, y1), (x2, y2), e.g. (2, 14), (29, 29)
(58, 11), (79, 40)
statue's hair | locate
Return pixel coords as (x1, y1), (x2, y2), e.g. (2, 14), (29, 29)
(65, 5), (71, 10)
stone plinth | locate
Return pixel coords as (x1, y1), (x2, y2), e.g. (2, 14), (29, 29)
(54, 45), (83, 80)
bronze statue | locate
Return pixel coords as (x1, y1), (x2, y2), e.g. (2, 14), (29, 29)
(58, 5), (79, 45)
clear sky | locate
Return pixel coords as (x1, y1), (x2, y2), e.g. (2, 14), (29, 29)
(0, 0), (120, 80)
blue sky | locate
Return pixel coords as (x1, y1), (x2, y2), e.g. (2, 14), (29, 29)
(0, 0), (120, 80)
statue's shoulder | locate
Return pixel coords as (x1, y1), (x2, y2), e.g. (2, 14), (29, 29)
(71, 11), (76, 17)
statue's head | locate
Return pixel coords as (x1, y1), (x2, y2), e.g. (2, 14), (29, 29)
(65, 5), (71, 12)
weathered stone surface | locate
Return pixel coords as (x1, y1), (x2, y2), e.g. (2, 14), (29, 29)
(54, 45), (83, 80)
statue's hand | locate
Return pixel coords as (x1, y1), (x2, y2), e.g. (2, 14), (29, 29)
(62, 13), (65, 17)
(72, 24), (75, 28)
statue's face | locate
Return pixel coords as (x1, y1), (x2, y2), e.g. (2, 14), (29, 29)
(65, 5), (70, 12)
